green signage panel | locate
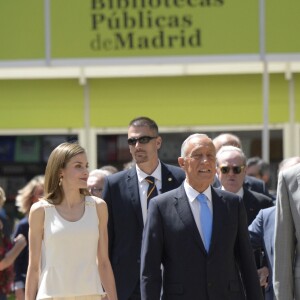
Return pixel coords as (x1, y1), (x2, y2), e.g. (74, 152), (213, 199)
(1, 1), (299, 62)
(0, 0), (45, 60)
(266, 0), (300, 53)
(50, 0), (259, 58)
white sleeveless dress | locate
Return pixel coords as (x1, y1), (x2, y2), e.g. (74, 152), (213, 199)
(36, 197), (106, 300)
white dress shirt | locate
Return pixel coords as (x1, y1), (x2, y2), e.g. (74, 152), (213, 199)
(136, 161), (162, 224)
(184, 181), (213, 244)
(221, 185), (244, 197)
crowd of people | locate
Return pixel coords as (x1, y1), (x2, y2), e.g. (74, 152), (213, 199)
(0, 116), (299, 300)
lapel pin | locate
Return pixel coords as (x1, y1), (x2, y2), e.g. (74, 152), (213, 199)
(168, 177), (172, 182)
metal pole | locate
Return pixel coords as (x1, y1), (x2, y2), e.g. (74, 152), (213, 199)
(288, 71), (295, 156)
(262, 62), (269, 163)
(83, 77), (91, 159)
(44, 0), (51, 66)
(260, 0), (269, 163)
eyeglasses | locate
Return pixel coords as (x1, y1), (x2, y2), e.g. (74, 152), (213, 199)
(127, 136), (157, 146)
(220, 165), (245, 174)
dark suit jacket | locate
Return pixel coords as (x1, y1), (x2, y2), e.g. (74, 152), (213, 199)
(242, 188), (274, 226)
(141, 185), (263, 300)
(248, 207), (275, 300)
(102, 162), (185, 300)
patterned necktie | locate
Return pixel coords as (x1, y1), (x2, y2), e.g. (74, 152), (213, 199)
(145, 176), (158, 207)
(197, 194), (212, 252)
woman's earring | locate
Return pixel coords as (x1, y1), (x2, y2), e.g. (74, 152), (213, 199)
(59, 177), (63, 186)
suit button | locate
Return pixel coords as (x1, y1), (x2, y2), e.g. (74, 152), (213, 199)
(137, 259), (140, 264)
(207, 282), (213, 287)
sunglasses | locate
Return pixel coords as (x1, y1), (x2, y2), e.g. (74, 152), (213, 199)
(220, 165), (245, 174)
(127, 136), (157, 146)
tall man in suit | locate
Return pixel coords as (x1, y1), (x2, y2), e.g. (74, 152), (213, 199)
(248, 157), (300, 300)
(141, 134), (263, 300)
(102, 116), (185, 300)
(274, 162), (300, 300)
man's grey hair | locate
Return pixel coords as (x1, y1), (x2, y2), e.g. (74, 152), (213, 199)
(89, 169), (110, 178)
(216, 145), (247, 166)
(180, 133), (210, 157)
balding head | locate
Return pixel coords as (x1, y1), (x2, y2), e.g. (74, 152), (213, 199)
(213, 133), (242, 152)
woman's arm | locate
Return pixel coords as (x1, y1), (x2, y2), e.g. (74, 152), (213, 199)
(0, 234), (27, 271)
(25, 202), (45, 300)
(96, 198), (118, 300)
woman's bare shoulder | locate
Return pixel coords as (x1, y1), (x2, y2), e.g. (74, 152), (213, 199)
(29, 199), (51, 220)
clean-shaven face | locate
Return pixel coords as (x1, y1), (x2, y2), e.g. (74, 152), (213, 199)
(179, 136), (216, 192)
(60, 153), (89, 191)
(217, 150), (246, 193)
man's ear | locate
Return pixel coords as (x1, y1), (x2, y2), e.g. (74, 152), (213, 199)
(156, 136), (162, 150)
(178, 157), (185, 169)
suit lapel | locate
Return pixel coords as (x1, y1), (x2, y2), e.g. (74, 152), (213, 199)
(209, 188), (227, 254)
(160, 163), (179, 193)
(174, 185), (206, 253)
(127, 167), (144, 228)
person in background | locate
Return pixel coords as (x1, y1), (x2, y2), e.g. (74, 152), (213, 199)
(212, 133), (270, 196)
(25, 142), (118, 300)
(13, 175), (44, 300)
(246, 157), (275, 199)
(0, 188), (9, 240)
(213, 133), (241, 151)
(216, 146), (273, 225)
(100, 165), (119, 175)
(246, 156), (271, 185)
(0, 187), (27, 300)
(216, 145), (273, 297)
(249, 156), (300, 300)
(123, 160), (135, 170)
(273, 157), (300, 300)
(102, 116), (185, 300)
(141, 134), (263, 300)
(87, 169), (110, 198)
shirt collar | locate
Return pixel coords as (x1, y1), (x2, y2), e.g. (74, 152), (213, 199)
(221, 185), (244, 197)
(136, 160), (162, 183)
(184, 180), (212, 203)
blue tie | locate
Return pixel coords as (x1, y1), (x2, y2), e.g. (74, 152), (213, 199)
(197, 194), (212, 252)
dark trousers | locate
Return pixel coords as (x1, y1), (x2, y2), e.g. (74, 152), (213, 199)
(128, 281), (141, 300)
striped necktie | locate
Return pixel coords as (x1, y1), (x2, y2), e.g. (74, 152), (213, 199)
(145, 176), (158, 207)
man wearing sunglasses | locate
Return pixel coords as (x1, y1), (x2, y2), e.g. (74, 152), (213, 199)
(213, 133), (270, 197)
(102, 116), (185, 300)
(216, 145), (273, 226)
(216, 145), (274, 297)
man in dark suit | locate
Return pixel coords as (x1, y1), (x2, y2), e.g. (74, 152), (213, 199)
(216, 145), (273, 299)
(102, 117), (185, 300)
(215, 145), (273, 225)
(141, 134), (263, 300)
(249, 157), (300, 300)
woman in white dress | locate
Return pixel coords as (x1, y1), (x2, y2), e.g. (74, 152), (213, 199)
(25, 142), (118, 300)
